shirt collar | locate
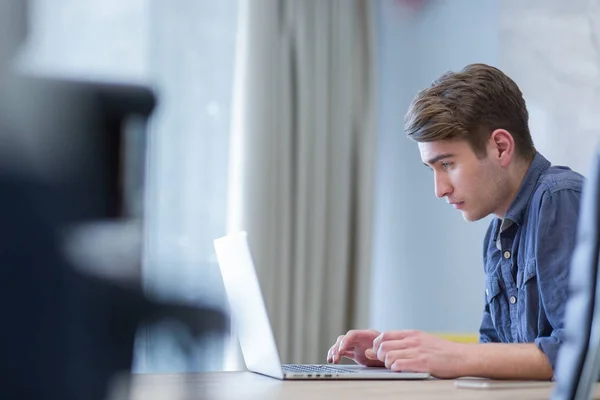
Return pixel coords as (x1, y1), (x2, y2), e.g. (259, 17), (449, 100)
(503, 151), (551, 226)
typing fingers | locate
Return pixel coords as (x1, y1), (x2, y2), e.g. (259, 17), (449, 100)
(372, 335), (427, 372)
(327, 335), (345, 363)
(372, 330), (418, 355)
(364, 348), (377, 360)
(329, 330), (379, 363)
(389, 355), (427, 373)
(374, 339), (411, 362)
(381, 349), (415, 369)
(328, 347), (354, 363)
(335, 330), (373, 354)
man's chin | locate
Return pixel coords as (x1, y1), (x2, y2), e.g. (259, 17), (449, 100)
(461, 210), (484, 222)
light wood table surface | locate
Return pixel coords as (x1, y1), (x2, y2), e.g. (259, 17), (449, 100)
(127, 371), (600, 400)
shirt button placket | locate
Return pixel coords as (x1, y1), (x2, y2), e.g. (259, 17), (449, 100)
(502, 248), (519, 341)
(504, 252), (516, 304)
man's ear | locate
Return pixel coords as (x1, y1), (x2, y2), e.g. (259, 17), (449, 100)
(488, 129), (514, 167)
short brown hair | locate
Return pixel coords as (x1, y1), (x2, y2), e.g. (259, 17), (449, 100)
(404, 63), (535, 160)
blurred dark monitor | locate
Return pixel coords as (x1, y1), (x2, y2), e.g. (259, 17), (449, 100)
(56, 78), (155, 222)
(76, 79), (155, 220)
(3, 74), (155, 223)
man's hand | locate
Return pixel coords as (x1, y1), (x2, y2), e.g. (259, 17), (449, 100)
(329, 329), (553, 379)
(368, 330), (464, 378)
(327, 329), (385, 367)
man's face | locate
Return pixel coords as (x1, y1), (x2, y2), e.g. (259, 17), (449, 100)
(418, 139), (509, 221)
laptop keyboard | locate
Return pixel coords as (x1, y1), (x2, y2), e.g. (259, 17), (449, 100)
(282, 364), (357, 374)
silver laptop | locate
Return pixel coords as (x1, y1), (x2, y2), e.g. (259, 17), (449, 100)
(213, 231), (430, 380)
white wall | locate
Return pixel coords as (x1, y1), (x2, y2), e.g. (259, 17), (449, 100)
(500, 0), (600, 176)
(370, 0), (499, 333)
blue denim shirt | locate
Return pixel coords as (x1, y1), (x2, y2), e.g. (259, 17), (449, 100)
(479, 152), (584, 372)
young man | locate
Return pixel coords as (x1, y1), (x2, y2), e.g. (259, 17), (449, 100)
(327, 64), (584, 380)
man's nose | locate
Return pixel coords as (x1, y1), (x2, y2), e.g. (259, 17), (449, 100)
(434, 173), (452, 198)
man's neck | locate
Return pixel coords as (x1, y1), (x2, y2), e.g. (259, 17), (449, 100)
(495, 157), (534, 219)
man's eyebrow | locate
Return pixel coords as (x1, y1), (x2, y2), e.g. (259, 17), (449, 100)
(424, 153), (454, 166)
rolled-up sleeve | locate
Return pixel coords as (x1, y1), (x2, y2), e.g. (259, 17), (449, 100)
(533, 186), (581, 370)
(535, 330), (566, 372)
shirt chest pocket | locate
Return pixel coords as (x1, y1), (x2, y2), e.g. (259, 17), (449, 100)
(517, 260), (537, 289)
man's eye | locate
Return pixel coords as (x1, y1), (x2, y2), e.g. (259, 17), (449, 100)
(440, 161), (453, 170)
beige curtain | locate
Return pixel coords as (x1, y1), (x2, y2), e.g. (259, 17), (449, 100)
(227, 0), (376, 364)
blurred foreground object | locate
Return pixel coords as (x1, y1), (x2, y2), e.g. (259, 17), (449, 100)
(552, 144), (600, 400)
(0, 74), (228, 400)
(0, 8), (227, 396)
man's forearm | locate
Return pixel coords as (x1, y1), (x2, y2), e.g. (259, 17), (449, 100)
(458, 343), (553, 380)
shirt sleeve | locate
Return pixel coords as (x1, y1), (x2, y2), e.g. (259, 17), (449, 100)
(533, 186), (582, 371)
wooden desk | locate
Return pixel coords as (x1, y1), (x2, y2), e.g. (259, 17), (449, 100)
(127, 371), (600, 400)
